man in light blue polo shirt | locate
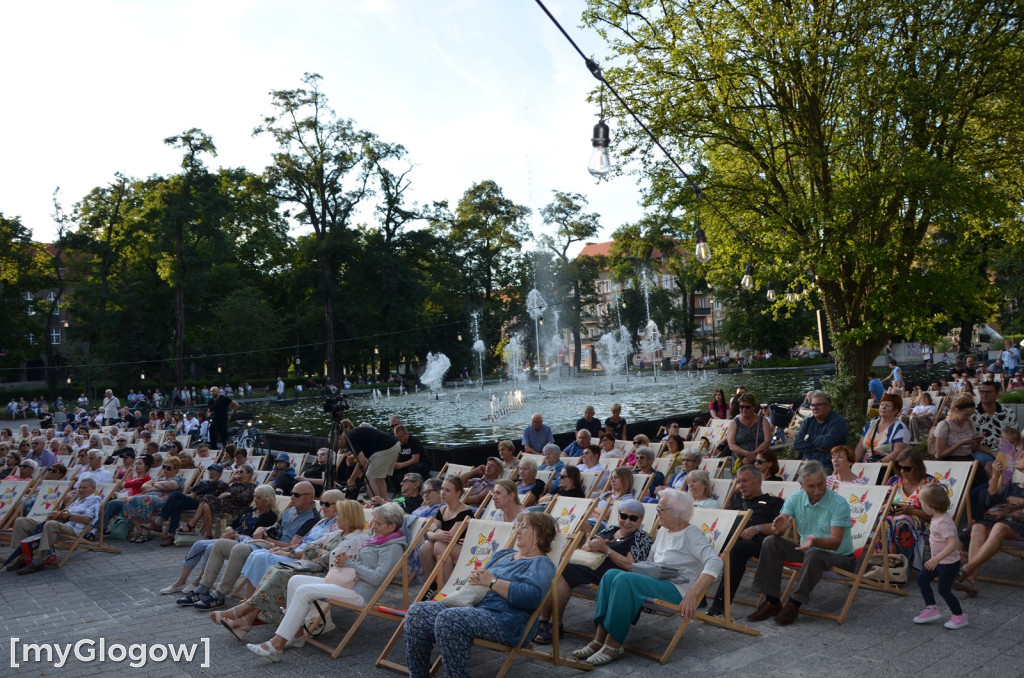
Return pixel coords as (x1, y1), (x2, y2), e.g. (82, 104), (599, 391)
(746, 461), (854, 626)
(522, 413), (554, 455)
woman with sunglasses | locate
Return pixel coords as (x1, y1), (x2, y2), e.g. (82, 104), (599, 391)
(533, 498), (653, 645)
(726, 393), (773, 468)
(124, 456), (184, 542)
(214, 498), (370, 639)
(233, 489), (347, 599)
(536, 465), (585, 508)
(752, 449), (784, 481)
(12, 458), (37, 482)
(882, 448), (933, 568)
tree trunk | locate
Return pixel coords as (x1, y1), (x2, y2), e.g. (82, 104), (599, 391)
(323, 294), (336, 382)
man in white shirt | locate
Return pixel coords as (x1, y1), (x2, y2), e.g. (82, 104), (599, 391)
(75, 449), (113, 488)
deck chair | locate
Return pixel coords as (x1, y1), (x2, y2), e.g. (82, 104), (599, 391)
(437, 462), (475, 479)
(710, 478), (735, 507)
(0, 480), (74, 545)
(545, 496), (598, 535)
(699, 457), (726, 478)
(776, 459), (805, 481)
(602, 498), (659, 533)
(178, 468), (199, 492)
(304, 515), (433, 659)
(924, 460), (977, 525)
(274, 494), (294, 514)
(978, 470), (1024, 588)
(518, 452), (545, 468)
(252, 470), (272, 485)
(651, 456), (676, 477)
(458, 529), (588, 677)
(375, 517), (518, 672)
(757, 481), (802, 500)
(474, 493), (498, 519)
(579, 471), (608, 497)
(850, 462), (891, 485)
(779, 482), (900, 624)
(0, 481), (33, 529)
(54, 482), (122, 566)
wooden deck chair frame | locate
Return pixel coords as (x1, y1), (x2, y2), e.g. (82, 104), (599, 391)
(699, 457), (726, 478)
(252, 470), (272, 485)
(304, 516), (433, 659)
(437, 462), (475, 479)
(978, 469), (1024, 588)
(924, 460), (977, 525)
(455, 529), (590, 677)
(54, 481), (122, 566)
(710, 478), (735, 507)
(473, 492), (496, 518)
(375, 517), (518, 672)
(621, 507), (759, 664)
(778, 483), (901, 624)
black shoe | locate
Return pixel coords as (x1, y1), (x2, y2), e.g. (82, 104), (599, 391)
(706, 601), (725, 617)
(193, 591), (225, 610)
(83, 531), (98, 543)
(176, 588), (207, 607)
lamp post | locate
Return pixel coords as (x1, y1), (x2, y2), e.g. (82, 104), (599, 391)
(708, 295), (717, 360)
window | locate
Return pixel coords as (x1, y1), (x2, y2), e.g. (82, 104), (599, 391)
(24, 292), (33, 301)
(27, 333), (36, 346)
(50, 329), (61, 345)
(46, 292), (56, 302)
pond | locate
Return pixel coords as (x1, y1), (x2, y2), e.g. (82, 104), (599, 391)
(249, 369), (822, 446)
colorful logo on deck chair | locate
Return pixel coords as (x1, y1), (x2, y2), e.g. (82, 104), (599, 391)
(0, 485), (18, 510)
(930, 468), (956, 498)
(847, 491), (872, 527)
(700, 517), (721, 547)
(464, 528), (501, 570)
(555, 505), (577, 533)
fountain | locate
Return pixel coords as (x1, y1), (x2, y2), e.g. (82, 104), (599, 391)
(503, 333), (527, 386)
(471, 311), (485, 389)
(597, 325), (632, 394)
(639, 271), (663, 382)
(526, 288), (547, 388)
(545, 309), (565, 382)
(420, 352), (451, 400)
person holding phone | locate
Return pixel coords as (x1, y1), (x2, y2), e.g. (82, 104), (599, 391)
(882, 449), (933, 568)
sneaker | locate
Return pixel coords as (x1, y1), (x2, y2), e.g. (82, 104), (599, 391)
(913, 607), (942, 624)
(944, 613), (969, 630)
(176, 586), (208, 607)
(193, 591), (225, 610)
(83, 531), (99, 543)
(42, 553), (57, 566)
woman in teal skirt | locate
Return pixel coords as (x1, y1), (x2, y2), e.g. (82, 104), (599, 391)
(572, 489), (722, 666)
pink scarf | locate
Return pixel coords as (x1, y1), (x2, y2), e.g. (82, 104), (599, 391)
(367, 529), (403, 546)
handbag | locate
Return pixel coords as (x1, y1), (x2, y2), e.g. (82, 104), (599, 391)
(441, 584), (490, 608)
(863, 553), (908, 583)
(569, 549), (607, 570)
(107, 516), (131, 541)
(632, 561), (683, 581)
(324, 566), (356, 588)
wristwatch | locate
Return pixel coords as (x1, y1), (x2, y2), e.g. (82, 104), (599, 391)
(488, 578), (498, 590)
(756, 525), (762, 533)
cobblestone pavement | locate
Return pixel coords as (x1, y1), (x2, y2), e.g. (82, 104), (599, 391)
(0, 533), (1021, 678)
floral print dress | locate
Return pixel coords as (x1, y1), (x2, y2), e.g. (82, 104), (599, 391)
(881, 475), (933, 569)
(123, 474), (185, 522)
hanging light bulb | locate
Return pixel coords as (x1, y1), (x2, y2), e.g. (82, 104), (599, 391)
(588, 119), (612, 178)
(741, 264), (754, 290)
(785, 288), (796, 304)
(798, 283), (807, 298)
(766, 282), (776, 302)
(694, 228), (711, 263)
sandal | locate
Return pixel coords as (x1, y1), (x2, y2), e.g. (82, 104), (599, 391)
(177, 525), (195, 534)
(571, 641), (603, 660)
(586, 643), (625, 666)
(533, 620), (553, 645)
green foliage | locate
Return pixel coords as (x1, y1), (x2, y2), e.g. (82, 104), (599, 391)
(998, 389), (1024, 404)
(748, 356), (828, 369)
(717, 287), (816, 357)
(584, 0), (1024, 394)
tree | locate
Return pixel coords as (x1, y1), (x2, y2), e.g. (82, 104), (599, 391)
(255, 73), (391, 381)
(585, 0), (1024, 417)
(717, 286), (816, 357)
(0, 213), (42, 370)
(538, 191), (603, 370)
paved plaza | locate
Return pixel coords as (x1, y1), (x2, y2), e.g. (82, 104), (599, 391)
(1, 519), (1022, 677)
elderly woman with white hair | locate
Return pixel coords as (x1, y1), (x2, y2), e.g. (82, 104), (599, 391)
(572, 489), (722, 666)
(243, 502), (409, 661)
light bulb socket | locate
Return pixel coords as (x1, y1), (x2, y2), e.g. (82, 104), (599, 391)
(592, 120), (610, 148)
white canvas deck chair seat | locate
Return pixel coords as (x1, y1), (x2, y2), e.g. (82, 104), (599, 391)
(850, 462), (891, 485)
(699, 457), (726, 479)
(302, 514), (432, 659)
(54, 481), (122, 566)
(776, 459), (805, 482)
(779, 482), (900, 624)
(0, 480), (33, 530)
(0, 480), (74, 545)
(545, 495), (598, 535)
(375, 517), (517, 673)
(924, 460), (977, 525)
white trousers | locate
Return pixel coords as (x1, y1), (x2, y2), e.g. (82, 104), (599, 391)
(275, 574), (365, 640)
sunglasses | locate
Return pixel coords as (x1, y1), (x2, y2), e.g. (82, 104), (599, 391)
(320, 501), (332, 507)
(19, 464), (33, 469)
(292, 492), (312, 497)
(161, 465), (173, 470)
(754, 459), (769, 465)
(558, 474), (569, 479)
(618, 513), (641, 523)
(739, 405), (753, 410)
(898, 465), (915, 472)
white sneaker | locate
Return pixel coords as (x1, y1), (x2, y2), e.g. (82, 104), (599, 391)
(159, 584), (184, 595)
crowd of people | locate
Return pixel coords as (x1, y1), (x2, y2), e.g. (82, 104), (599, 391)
(3, 365), (1024, 672)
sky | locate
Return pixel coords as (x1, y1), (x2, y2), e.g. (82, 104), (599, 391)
(0, 0), (648, 252)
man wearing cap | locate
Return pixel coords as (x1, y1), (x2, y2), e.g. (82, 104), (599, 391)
(268, 453), (297, 495)
(341, 425), (402, 502)
(159, 464), (229, 545)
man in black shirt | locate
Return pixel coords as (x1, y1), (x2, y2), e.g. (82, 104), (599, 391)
(706, 464), (784, 618)
(343, 425), (401, 501)
(206, 386), (238, 450)
(391, 425), (428, 491)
